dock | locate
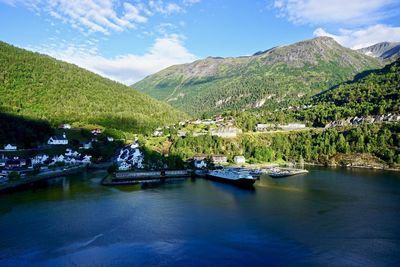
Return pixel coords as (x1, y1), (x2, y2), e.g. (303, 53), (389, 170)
(102, 169), (193, 185)
(266, 168), (309, 178)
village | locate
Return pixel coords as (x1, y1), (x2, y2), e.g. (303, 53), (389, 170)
(152, 115), (309, 138)
(0, 124), (115, 186)
(2, 112), (400, 186)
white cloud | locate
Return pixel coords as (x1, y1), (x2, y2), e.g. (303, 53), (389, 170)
(29, 35), (197, 85)
(273, 0), (398, 25)
(314, 24), (400, 49)
(149, 0), (183, 14)
(2, 0), (200, 34)
(183, 0), (201, 6)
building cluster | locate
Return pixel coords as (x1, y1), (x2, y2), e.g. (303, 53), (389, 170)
(0, 148), (92, 184)
(325, 114), (400, 128)
(255, 123), (306, 132)
(153, 115), (238, 138)
(116, 142), (144, 171)
(192, 154), (246, 169)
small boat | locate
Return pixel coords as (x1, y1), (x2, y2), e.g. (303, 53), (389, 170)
(207, 169), (257, 186)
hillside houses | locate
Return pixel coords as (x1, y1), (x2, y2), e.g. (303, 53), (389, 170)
(116, 143), (144, 171)
(91, 128), (102, 135)
(58, 124), (71, 129)
(325, 114), (400, 128)
(48, 133), (68, 145)
(256, 123), (306, 132)
(211, 155), (227, 164)
(211, 127), (242, 138)
(3, 144), (17, 150)
(234, 156), (246, 164)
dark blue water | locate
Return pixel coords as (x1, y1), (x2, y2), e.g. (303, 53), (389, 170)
(0, 168), (399, 267)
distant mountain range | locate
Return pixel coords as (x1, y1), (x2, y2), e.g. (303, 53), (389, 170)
(133, 37), (383, 116)
(0, 41), (186, 134)
(357, 42), (400, 60)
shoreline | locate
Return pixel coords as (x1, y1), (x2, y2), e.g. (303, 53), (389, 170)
(1, 161), (399, 194)
(0, 166), (86, 193)
(302, 162), (400, 172)
(233, 161), (400, 172)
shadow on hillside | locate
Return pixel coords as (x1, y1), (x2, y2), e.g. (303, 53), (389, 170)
(0, 110), (54, 149)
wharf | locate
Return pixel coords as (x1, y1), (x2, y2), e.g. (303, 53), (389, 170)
(102, 169), (193, 185)
(267, 168), (309, 178)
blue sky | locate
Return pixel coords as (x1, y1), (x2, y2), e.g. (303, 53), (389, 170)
(1, 0), (400, 84)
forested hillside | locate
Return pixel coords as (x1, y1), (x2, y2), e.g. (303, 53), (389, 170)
(166, 123), (399, 166)
(134, 37), (382, 116)
(297, 58), (400, 125)
(0, 41), (187, 134)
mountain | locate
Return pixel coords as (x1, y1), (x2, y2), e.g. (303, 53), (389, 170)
(133, 37), (382, 116)
(0, 41), (187, 134)
(298, 58), (400, 125)
(357, 42), (400, 60)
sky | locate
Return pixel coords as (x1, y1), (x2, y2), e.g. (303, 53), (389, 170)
(1, 0), (400, 85)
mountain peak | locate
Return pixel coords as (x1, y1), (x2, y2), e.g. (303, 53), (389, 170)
(133, 37), (382, 116)
(357, 41), (400, 60)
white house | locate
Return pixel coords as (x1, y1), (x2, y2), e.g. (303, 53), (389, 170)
(80, 141), (92, 150)
(58, 124), (71, 129)
(48, 133), (68, 145)
(211, 155), (227, 164)
(31, 154), (49, 165)
(153, 130), (163, 137)
(91, 128), (102, 135)
(0, 157), (6, 167)
(118, 161), (131, 171)
(4, 144), (17, 150)
(194, 159), (207, 169)
(234, 156), (246, 164)
(280, 123), (306, 130)
(256, 124), (275, 132)
(81, 155), (92, 164)
(65, 149), (80, 158)
(211, 127), (242, 138)
(52, 155), (65, 163)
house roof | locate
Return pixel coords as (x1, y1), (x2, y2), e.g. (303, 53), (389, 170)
(49, 136), (67, 141)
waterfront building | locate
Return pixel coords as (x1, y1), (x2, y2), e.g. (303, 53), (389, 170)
(234, 156), (246, 164)
(211, 155), (227, 164)
(3, 144), (17, 150)
(48, 133), (68, 145)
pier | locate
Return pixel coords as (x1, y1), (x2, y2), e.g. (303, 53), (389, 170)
(102, 170), (193, 185)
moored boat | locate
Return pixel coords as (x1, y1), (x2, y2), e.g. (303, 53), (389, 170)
(207, 169), (256, 186)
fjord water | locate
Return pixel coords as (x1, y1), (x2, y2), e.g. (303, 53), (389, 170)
(0, 168), (399, 267)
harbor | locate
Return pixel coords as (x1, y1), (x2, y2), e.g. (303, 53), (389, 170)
(102, 166), (309, 188)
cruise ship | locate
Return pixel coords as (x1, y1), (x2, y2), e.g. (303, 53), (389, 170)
(207, 169), (257, 186)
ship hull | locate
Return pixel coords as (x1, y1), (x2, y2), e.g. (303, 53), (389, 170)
(207, 174), (256, 187)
